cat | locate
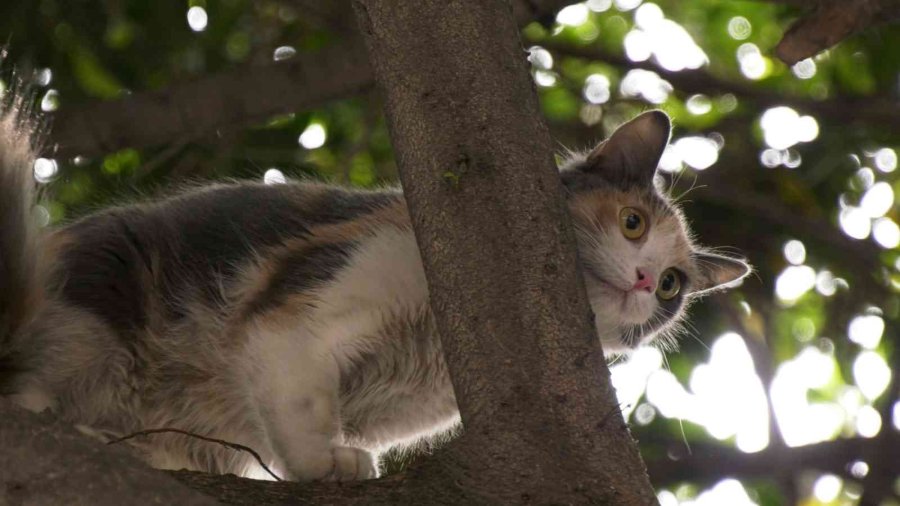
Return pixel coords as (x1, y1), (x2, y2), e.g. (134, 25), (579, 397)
(0, 94), (750, 481)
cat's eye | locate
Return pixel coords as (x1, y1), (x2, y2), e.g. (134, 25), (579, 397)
(618, 207), (646, 240)
(656, 268), (681, 300)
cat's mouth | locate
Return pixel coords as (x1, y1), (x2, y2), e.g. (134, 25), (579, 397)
(583, 267), (632, 308)
(583, 265), (629, 293)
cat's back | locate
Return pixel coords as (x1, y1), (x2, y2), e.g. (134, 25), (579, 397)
(49, 182), (403, 333)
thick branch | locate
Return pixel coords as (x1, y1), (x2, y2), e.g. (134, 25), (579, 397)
(646, 436), (900, 492)
(164, 433), (900, 504)
(48, 40), (372, 159)
(46, 0), (573, 159)
(774, 0), (900, 64)
(538, 40), (900, 134)
(0, 400), (215, 505)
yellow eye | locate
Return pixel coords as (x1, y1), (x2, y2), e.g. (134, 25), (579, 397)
(656, 268), (681, 300)
(618, 207), (646, 240)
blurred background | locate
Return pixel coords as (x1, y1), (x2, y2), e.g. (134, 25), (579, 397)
(0, 1), (898, 504)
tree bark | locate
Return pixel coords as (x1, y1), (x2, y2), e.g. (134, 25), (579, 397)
(0, 399), (216, 506)
(351, 0), (657, 503)
(773, 0), (900, 64)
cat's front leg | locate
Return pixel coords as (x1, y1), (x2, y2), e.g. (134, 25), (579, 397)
(245, 327), (378, 481)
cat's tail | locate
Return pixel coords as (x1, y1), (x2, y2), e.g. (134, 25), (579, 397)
(0, 88), (46, 369)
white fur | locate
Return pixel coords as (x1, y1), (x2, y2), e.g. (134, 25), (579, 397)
(310, 226), (429, 349)
(240, 226), (439, 479)
(578, 221), (686, 352)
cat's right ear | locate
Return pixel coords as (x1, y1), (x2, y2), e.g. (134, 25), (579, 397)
(691, 251), (752, 296)
(582, 110), (671, 187)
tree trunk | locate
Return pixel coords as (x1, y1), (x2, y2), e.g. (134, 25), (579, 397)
(351, 0), (658, 503)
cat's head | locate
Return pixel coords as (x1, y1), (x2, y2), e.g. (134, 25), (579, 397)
(561, 111), (750, 355)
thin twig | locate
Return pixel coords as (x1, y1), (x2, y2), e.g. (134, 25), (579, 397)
(107, 427), (283, 481)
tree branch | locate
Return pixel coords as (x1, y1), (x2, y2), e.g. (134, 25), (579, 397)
(538, 40), (900, 133)
(162, 432), (900, 504)
(774, 0), (900, 65)
(48, 40), (373, 159)
(45, 0), (574, 159)
(11, 390), (890, 506)
(646, 435), (900, 496)
(0, 400), (216, 505)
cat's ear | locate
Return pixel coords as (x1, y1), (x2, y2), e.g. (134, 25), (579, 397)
(691, 251), (752, 296)
(583, 110), (671, 187)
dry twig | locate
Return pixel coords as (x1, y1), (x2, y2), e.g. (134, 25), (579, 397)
(107, 427), (283, 482)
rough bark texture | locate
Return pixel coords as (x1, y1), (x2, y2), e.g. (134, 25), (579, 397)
(773, 0), (900, 64)
(46, 0), (571, 159)
(0, 399), (216, 506)
(352, 0), (657, 504)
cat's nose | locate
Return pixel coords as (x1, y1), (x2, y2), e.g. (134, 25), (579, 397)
(632, 268), (655, 293)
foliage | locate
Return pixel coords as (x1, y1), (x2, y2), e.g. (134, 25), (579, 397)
(1, 1), (897, 504)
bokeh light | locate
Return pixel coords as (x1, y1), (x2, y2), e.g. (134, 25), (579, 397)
(813, 474), (842, 503)
(839, 207), (872, 239)
(686, 94), (712, 115)
(33, 158), (58, 183)
(40, 89), (59, 112)
(556, 3), (590, 26)
(273, 46), (296, 61)
(583, 74), (611, 104)
(771, 346), (845, 446)
(299, 123), (327, 149)
(775, 265), (816, 302)
(263, 168), (286, 185)
(760, 107), (819, 149)
(860, 182), (894, 217)
(737, 43), (767, 80)
(848, 314), (884, 349)
(791, 58), (817, 79)
(187, 6), (208, 32)
(672, 136), (719, 170)
(727, 16), (751, 40)
(782, 239), (806, 265)
(646, 333), (769, 453)
(620, 69), (672, 104)
(874, 148), (897, 172)
(853, 351), (891, 400)
(624, 3), (707, 71)
(873, 218), (900, 248)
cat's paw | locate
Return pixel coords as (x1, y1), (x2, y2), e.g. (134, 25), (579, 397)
(327, 446), (379, 482)
(283, 445), (378, 482)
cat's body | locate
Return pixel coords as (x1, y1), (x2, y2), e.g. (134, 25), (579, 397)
(0, 101), (749, 480)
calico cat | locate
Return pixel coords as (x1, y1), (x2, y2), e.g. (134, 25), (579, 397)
(0, 97), (749, 481)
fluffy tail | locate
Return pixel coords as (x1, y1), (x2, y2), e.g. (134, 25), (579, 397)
(0, 90), (44, 357)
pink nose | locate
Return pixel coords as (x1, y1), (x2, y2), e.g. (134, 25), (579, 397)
(632, 268), (654, 292)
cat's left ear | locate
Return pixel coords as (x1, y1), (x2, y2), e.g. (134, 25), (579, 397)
(583, 110), (671, 187)
(691, 251), (752, 296)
